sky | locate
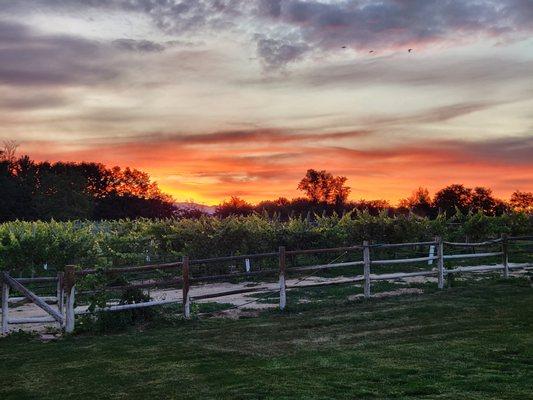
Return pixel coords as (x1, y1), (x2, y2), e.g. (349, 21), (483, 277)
(0, 0), (532, 205)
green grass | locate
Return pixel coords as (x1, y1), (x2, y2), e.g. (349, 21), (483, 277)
(1, 278), (532, 399)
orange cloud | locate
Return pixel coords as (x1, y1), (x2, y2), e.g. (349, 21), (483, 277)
(22, 132), (533, 205)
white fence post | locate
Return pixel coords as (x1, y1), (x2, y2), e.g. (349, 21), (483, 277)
(501, 233), (509, 279)
(436, 236), (444, 289)
(64, 265), (76, 333)
(279, 246), (286, 310)
(363, 241), (371, 298)
(245, 258), (251, 273)
(1, 276), (9, 335)
(57, 271), (64, 316)
(182, 256), (190, 319)
(428, 245), (435, 265)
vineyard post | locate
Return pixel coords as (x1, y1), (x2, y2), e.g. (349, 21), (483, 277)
(1, 274), (9, 335)
(182, 256), (190, 318)
(501, 233), (509, 278)
(363, 241), (371, 298)
(427, 245), (435, 265)
(64, 265), (76, 333)
(436, 236), (444, 289)
(279, 246), (286, 310)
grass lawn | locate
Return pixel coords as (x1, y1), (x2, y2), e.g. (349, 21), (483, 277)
(1, 277), (532, 399)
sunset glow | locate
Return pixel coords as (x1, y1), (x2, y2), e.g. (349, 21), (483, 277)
(1, 1), (532, 204)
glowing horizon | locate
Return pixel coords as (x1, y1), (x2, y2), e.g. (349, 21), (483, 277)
(1, 1), (532, 205)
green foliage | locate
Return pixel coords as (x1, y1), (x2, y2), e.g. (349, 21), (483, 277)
(0, 213), (531, 274)
(76, 287), (155, 333)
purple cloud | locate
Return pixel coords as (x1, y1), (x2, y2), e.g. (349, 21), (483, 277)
(3, 0), (532, 69)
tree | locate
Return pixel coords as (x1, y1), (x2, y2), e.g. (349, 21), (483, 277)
(469, 186), (502, 216)
(0, 141), (18, 164)
(433, 184), (472, 216)
(33, 162), (94, 220)
(510, 190), (533, 213)
(0, 154), (177, 221)
(351, 200), (392, 216)
(398, 187), (434, 217)
(297, 169), (350, 204)
(0, 158), (35, 221)
(256, 197), (291, 218)
(215, 196), (254, 218)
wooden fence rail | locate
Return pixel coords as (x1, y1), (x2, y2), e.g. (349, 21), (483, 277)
(1, 234), (531, 335)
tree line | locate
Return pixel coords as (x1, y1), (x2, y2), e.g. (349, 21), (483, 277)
(214, 169), (532, 219)
(0, 143), (175, 221)
(1, 144), (531, 222)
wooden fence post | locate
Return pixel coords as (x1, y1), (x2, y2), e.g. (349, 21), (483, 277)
(279, 246), (286, 310)
(56, 271), (64, 316)
(436, 236), (444, 289)
(64, 265), (76, 333)
(363, 241), (371, 298)
(245, 258), (251, 273)
(1, 274), (9, 335)
(182, 256), (190, 318)
(501, 233), (509, 279)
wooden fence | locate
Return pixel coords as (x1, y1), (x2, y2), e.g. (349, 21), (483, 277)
(1, 234), (532, 334)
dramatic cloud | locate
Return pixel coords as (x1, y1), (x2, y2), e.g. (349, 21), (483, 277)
(0, 1), (531, 203)
(0, 20), (119, 87)
(128, 128), (370, 146)
(253, 0), (533, 65)
(255, 35), (310, 69)
(3, 1), (532, 68)
(276, 56), (533, 88)
(21, 133), (533, 203)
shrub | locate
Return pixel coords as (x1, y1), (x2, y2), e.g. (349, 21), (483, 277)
(0, 213), (531, 275)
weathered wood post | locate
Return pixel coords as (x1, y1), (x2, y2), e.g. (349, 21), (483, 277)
(64, 265), (76, 333)
(182, 256), (190, 319)
(1, 273), (9, 335)
(56, 271), (64, 315)
(363, 241), (371, 298)
(501, 233), (509, 279)
(436, 236), (445, 289)
(279, 246), (287, 310)
(245, 258), (251, 273)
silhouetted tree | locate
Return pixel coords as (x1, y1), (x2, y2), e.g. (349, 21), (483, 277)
(33, 162), (94, 220)
(351, 200), (392, 216)
(510, 190), (533, 213)
(0, 155), (176, 221)
(470, 186), (499, 215)
(0, 141), (18, 163)
(433, 184), (473, 216)
(297, 169), (350, 204)
(256, 197), (291, 218)
(215, 196), (254, 218)
(0, 158), (35, 221)
(398, 187), (434, 217)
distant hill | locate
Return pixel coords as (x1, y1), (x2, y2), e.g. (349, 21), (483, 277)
(175, 202), (216, 215)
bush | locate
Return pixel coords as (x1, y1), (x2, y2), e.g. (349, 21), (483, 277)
(0, 213), (531, 275)
(76, 287), (155, 333)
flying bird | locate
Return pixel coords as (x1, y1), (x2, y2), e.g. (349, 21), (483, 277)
(408, 48), (413, 53)
(341, 46), (347, 49)
(369, 50), (374, 53)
